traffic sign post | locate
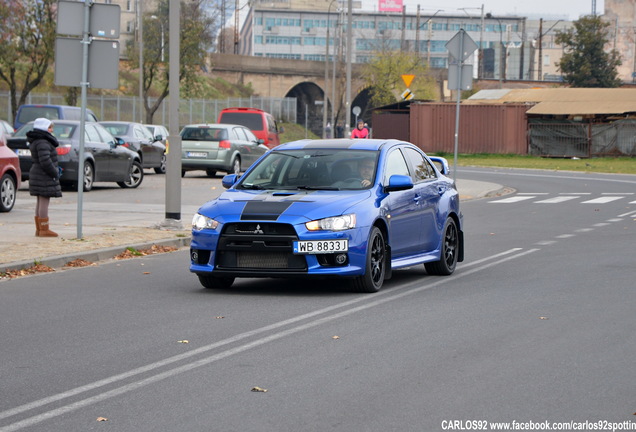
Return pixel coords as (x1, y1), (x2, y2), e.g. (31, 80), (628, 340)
(55, 0), (120, 239)
(445, 29), (477, 182)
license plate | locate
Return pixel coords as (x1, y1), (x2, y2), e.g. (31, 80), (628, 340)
(17, 149), (31, 156)
(187, 151), (207, 158)
(293, 239), (348, 254)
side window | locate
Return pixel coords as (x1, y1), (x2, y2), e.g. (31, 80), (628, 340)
(94, 124), (116, 145)
(403, 147), (436, 182)
(266, 115), (276, 133)
(84, 124), (102, 142)
(234, 127), (248, 141)
(383, 149), (410, 184)
(65, 109), (81, 121)
(245, 129), (258, 142)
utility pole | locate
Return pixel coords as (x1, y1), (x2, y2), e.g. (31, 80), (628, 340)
(345, 0), (352, 137)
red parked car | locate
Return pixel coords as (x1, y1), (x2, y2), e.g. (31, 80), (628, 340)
(0, 132), (21, 212)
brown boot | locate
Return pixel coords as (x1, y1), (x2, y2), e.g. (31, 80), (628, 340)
(37, 217), (58, 237)
(34, 216), (40, 236)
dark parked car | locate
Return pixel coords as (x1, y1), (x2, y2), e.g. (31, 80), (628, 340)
(0, 132), (20, 212)
(180, 123), (268, 177)
(6, 121), (143, 191)
(190, 138), (464, 292)
(13, 104), (98, 130)
(100, 121), (166, 174)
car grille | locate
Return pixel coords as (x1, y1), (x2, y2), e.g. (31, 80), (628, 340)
(216, 223), (306, 271)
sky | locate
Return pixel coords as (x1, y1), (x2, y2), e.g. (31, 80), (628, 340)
(365, 0), (604, 21)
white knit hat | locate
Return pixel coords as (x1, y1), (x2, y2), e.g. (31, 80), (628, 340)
(33, 118), (53, 131)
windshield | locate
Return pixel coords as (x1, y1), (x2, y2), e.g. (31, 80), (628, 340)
(181, 127), (227, 141)
(237, 148), (379, 191)
(14, 123), (77, 139)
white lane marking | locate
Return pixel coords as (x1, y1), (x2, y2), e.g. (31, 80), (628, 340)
(556, 234), (576, 239)
(575, 228), (594, 232)
(593, 223), (611, 227)
(602, 192), (634, 195)
(534, 196), (579, 204)
(581, 196), (625, 204)
(0, 249), (539, 431)
(489, 196), (536, 203)
(536, 240), (557, 245)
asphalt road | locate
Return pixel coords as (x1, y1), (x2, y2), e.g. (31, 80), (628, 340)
(0, 167), (635, 432)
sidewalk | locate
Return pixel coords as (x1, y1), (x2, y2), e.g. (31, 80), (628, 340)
(0, 179), (505, 274)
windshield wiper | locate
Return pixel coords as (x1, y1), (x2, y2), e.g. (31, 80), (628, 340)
(239, 183), (265, 190)
(295, 185), (339, 191)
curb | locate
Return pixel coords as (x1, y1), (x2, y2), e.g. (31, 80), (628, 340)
(0, 237), (191, 274)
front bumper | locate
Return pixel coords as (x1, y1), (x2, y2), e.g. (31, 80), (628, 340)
(189, 220), (369, 278)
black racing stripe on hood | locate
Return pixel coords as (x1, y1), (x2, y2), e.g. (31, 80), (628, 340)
(240, 201), (294, 220)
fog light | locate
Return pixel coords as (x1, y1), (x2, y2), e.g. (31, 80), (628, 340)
(335, 253), (347, 265)
(191, 250), (199, 262)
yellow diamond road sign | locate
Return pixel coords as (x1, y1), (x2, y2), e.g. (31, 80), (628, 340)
(401, 89), (414, 101)
(401, 74), (415, 88)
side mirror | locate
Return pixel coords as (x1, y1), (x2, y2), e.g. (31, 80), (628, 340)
(428, 156), (450, 176)
(115, 137), (125, 146)
(222, 174), (240, 189)
(385, 174), (413, 192)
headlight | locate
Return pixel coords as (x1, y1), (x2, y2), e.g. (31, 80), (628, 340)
(192, 213), (219, 231)
(305, 214), (356, 231)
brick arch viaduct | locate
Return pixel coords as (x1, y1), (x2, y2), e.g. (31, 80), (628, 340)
(209, 53), (369, 134)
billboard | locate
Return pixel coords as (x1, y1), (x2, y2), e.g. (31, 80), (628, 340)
(379, 0), (402, 12)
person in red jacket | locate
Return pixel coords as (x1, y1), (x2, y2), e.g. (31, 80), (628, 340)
(350, 120), (369, 139)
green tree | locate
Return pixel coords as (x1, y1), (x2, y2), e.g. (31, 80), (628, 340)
(555, 15), (622, 87)
(0, 0), (56, 122)
(126, 0), (216, 123)
(361, 50), (436, 108)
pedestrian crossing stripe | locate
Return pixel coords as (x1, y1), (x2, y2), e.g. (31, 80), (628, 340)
(488, 195), (633, 204)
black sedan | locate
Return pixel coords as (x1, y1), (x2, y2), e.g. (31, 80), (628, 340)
(99, 121), (166, 174)
(7, 121), (143, 191)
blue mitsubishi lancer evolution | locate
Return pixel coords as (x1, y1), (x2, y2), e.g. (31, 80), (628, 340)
(189, 139), (464, 293)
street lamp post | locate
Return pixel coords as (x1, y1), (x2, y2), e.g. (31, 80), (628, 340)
(458, 5), (484, 78)
(150, 15), (165, 62)
(487, 14), (506, 87)
(323, 0), (338, 139)
(137, 0), (143, 123)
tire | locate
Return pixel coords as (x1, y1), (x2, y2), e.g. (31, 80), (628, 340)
(351, 226), (386, 293)
(198, 274), (235, 289)
(0, 173), (17, 212)
(118, 160), (144, 188)
(82, 161), (95, 192)
(425, 217), (459, 276)
(228, 157), (240, 175)
(205, 168), (217, 177)
(154, 154), (167, 174)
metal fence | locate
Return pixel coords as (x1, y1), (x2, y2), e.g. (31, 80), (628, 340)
(529, 120), (636, 157)
(0, 92), (297, 129)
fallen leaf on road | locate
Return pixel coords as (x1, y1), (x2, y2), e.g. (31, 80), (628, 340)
(96, 417), (108, 422)
(332, 335), (340, 339)
(64, 259), (95, 268)
(143, 271), (150, 274)
(539, 317), (549, 320)
(215, 316), (225, 319)
(0, 264), (55, 279)
(178, 340), (189, 344)
(251, 386), (267, 392)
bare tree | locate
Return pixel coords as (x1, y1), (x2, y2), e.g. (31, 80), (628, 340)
(0, 0), (56, 123)
(126, 0), (216, 123)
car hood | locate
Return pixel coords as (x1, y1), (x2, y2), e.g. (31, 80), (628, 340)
(198, 189), (371, 224)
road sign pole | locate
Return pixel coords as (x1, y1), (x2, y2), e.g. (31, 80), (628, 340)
(76, 0), (93, 239)
(452, 31), (465, 184)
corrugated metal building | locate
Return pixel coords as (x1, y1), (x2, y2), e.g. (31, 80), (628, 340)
(372, 88), (636, 157)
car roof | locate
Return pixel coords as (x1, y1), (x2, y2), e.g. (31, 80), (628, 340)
(181, 123), (242, 129)
(274, 138), (405, 152)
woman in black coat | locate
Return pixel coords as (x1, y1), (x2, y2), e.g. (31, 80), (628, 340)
(28, 118), (62, 237)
